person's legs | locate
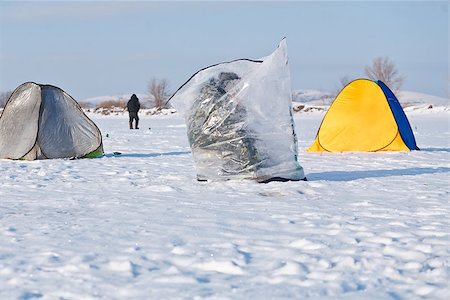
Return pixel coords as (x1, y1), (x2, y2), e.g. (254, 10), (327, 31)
(135, 114), (139, 129)
(129, 112), (134, 129)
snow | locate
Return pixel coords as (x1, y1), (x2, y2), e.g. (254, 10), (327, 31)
(1, 108), (449, 299)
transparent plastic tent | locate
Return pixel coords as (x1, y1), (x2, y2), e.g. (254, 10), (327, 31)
(0, 82), (103, 160)
(169, 39), (305, 182)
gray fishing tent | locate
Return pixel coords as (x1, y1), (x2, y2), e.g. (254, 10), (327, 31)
(0, 82), (103, 160)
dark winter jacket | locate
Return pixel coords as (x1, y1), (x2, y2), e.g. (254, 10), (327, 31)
(127, 94), (140, 112)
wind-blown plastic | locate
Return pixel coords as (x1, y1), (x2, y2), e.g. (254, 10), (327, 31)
(169, 39), (305, 182)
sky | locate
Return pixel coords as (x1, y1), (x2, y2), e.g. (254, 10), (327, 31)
(0, 0), (448, 100)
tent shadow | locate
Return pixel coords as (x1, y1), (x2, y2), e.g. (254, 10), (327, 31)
(104, 151), (191, 158)
(307, 167), (450, 182)
(421, 147), (450, 152)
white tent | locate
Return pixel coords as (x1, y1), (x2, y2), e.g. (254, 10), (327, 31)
(0, 82), (103, 160)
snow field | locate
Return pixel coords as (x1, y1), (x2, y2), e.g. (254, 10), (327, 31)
(0, 111), (449, 299)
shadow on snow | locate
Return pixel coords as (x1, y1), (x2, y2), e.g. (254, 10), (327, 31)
(421, 147), (450, 152)
(104, 151), (191, 158)
(308, 167), (450, 182)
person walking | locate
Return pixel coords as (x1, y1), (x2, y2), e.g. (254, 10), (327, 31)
(127, 94), (140, 129)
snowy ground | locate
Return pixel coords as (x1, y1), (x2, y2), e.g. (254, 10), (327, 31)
(1, 109), (449, 299)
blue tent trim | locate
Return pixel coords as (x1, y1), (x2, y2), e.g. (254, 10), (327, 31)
(376, 80), (419, 150)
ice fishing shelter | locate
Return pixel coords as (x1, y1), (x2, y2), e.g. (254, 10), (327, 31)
(0, 82), (103, 160)
(307, 79), (419, 152)
(169, 39), (305, 182)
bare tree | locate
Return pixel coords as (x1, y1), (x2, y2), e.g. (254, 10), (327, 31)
(0, 91), (13, 108)
(95, 99), (127, 110)
(339, 75), (351, 88)
(365, 56), (405, 91)
(332, 75), (352, 98)
(148, 78), (171, 110)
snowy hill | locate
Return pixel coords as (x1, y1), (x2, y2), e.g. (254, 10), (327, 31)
(292, 89), (449, 107)
(397, 91), (449, 107)
(291, 89), (449, 113)
(292, 90), (335, 106)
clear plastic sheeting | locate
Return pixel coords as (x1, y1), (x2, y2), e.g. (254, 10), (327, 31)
(170, 39), (305, 182)
(0, 82), (103, 160)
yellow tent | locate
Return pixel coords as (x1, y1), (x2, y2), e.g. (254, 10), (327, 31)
(307, 79), (418, 152)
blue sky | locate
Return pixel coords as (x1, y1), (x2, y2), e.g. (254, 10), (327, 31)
(0, 0), (448, 99)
